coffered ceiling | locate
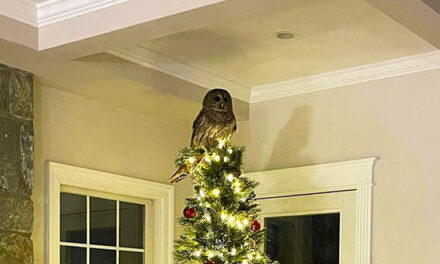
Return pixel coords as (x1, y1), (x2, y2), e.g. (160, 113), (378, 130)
(138, 0), (434, 87)
(0, 0), (438, 121)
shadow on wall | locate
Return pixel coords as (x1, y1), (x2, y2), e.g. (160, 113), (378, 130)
(267, 104), (314, 170)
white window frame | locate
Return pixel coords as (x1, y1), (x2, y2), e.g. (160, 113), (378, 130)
(46, 162), (174, 264)
(246, 157), (376, 264)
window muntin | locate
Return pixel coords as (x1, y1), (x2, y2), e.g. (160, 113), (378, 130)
(60, 191), (147, 264)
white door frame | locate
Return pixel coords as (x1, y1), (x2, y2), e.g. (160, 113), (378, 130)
(246, 157), (376, 264)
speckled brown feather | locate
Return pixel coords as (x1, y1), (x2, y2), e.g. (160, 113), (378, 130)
(191, 109), (236, 149)
(170, 88), (236, 183)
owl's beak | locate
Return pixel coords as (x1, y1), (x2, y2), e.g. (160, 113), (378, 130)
(219, 102), (225, 109)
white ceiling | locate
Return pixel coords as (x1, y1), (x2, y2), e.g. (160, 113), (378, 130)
(25, 0), (48, 4)
(140, 0), (435, 87)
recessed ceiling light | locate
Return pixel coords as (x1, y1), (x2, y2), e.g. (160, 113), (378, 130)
(274, 31), (296, 40)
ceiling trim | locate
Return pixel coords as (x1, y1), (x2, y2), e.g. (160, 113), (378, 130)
(0, 0), (128, 27)
(251, 50), (440, 102)
(0, 0), (37, 26)
(108, 45), (252, 102)
(37, 0), (129, 27)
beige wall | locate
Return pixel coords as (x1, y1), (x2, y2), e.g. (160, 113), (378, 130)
(33, 68), (440, 263)
(32, 85), (193, 264)
(234, 68), (440, 263)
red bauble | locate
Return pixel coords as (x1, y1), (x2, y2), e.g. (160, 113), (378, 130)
(251, 220), (261, 232)
(204, 260), (214, 264)
(183, 206), (196, 219)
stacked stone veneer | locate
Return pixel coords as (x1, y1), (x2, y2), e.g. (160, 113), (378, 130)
(0, 63), (34, 264)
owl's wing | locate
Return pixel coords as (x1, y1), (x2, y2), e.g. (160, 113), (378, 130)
(191, 110), (205, 148)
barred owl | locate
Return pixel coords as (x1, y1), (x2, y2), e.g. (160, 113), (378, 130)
(191, 88), (236, 148)
(169, 88), (236, 183)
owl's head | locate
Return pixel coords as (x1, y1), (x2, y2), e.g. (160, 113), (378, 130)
(203, 88), (233, 112)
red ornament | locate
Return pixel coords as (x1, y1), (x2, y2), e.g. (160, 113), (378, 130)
(251, 220), (261, 232)
(204, 260), (214, 264)
(183, 206), (196, 219)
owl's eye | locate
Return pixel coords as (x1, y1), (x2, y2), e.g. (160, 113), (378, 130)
(224, 97), (228, 103)
(214, 96), (221, 102)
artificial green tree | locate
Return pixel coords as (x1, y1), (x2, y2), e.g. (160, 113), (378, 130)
(173, 141), (276, 264)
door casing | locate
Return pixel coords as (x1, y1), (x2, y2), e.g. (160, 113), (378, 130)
(245, 158), (376, 264)
(260, 190), (357, 263)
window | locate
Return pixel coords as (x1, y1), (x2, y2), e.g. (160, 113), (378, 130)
(60, 191), (148, 264)
(47, 162), (174, 264)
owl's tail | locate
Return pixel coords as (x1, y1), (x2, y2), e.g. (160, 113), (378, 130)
(169, 154), (204, 183)
(169, 165), (189, 183)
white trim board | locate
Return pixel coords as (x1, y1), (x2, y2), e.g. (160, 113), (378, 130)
(108, 45), (252, 103)
(0, 0), (37, 26)
(251, 51), (440, 102)
(0, 0), (128, 27)
(107, 48), (440, 103)
(246, 157), (376, 264)
(46, 162), (174, 264)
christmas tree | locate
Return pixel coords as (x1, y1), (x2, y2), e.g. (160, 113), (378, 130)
(173, 140), (276, 264)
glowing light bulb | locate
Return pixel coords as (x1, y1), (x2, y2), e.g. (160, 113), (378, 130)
(236, 220), (244, 229)
(218, 140), (225, 149)
(214, 155), (221, 162)
(200, 190), (205, 198)
(231, 248), (237, 256)
(188, 157), (196, 164)
(194, 251), (201, 257)
(212, 189), (220, 197)
(243, 260), (249, 264)
(204, 156), (211, 163)
(227, 174), (234, 182)
(241, 198), (246, 202)
(221, 212), (227, 220)
(223, 156), (229, 162)
(228, 216), (235, 224)
(235, 187), (241, 193)
(256, 253), (262, 260)
(208, 252), (214, 258)
(243, 219), (249, 225)
(227, 148), (233, 154)
(247, 253), (253, 259)
(205, 214), (211, 222)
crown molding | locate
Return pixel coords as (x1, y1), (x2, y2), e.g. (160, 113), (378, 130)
(0, 0), (128, 27)
(251, 50), (440, 102)
(108, 45), (252, 103)
(36, 0), (129, 27)
(0, 0), (37, 26)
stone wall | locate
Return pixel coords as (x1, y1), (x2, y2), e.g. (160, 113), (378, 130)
(0, 63), (34, 264)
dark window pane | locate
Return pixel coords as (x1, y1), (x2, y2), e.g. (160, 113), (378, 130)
(90, 249), (116, 264)
(60, 246), (86, 264)
(265, 213), (340, 264)
(120, 251), (143, 264)
(60, 193), (86, 243)
(120, 202), (145, 248)
(90, 197), (116, 246)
